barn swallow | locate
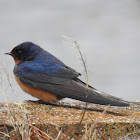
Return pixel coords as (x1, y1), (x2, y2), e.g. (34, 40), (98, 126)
(5, 42), (129, 106)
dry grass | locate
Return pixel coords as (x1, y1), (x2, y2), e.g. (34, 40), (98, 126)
(0, 102), (140, 139)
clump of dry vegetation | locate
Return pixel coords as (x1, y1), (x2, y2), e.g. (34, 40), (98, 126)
(0, 38), (140, 139)
(0, 101), (140, 139)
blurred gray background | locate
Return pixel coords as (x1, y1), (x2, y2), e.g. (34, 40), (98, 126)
(0, 0), (140, 102)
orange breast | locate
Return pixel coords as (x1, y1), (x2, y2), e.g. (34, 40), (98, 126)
(13, 56), (21, 64)
(15, 76), (60, 103)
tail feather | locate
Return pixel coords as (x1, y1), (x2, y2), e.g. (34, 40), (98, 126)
(75, 78), (130, 106)
(87, 88), (129, 106)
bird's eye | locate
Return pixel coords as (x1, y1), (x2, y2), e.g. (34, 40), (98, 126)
(17, 50), (22, 54)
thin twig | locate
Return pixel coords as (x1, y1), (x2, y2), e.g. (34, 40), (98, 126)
(74, 41), (89, 126)
(56, 127), (70, 140)
(91, 128), (97, 140)
(81, 105), (110, 139)
(63, 38), (90, 139)
(0, 133), (17, 140)
(96, 126), (107, 140)
(18, 113), (54, 140)
(2, 66), (29, 139)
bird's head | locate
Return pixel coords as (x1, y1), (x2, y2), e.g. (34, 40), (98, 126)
(5, 42), (41, 64)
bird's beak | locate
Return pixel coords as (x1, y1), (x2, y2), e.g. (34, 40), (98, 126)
(5, 52), (12, 56)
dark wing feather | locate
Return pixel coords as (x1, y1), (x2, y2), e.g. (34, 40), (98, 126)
(16, 75), (129, 106)
(14, 62), (80, 84)
(14, 62), (129, 106)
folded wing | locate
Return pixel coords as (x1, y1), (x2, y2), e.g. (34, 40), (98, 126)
(14, 62), (130, 106)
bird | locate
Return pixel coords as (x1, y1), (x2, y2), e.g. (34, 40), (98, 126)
(5, 42), (129, 106)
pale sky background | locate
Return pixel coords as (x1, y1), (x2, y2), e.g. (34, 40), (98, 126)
(0, 0), (140, 102)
